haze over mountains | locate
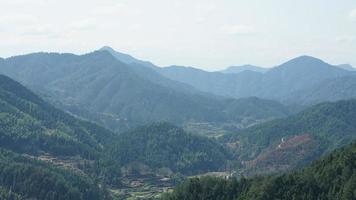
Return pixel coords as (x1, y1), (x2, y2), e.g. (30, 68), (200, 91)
(337, 64), (355, 71)
(101, 47), (356, 105)
(0, 47), (355, 133)
(157, 55), (356, 104)
(220, 64), (268, 74)
(0, 47), (356, 199)
(0, 49), (292, 133)
(0, 74), (237, 199)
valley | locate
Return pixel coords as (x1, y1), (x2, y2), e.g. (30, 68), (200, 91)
(1, 1), (356, 199)
(0, 49), (355, 200)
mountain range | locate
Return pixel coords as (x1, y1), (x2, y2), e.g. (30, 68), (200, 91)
(219, 64), (268, 74)
(100, 47), (356, 105)
(1, 47), (356, 199)
(1, 72), (355, 199)
(0, 74), (236, 199)
(0, 50), (291, 132)
(157, 55), (356, 104)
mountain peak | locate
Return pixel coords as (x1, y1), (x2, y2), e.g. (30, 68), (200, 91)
(100, 46), (115, 51)
(98, 46), (157, 69)
(99, 46), (138, 63)
(288, 55), (325, 64)
(276, 55), (332, 71)
(221, 64), (267, 74)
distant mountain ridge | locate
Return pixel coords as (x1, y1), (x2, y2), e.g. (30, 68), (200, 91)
(220, 64), (268, 74)
(158, 55), (355, 104)
(0, 50), (290, 133)
(100, 47), (356, 105)
(337, 64), (355, 71)
(100, 46), (158, 69)
(287, 75), (356, 105)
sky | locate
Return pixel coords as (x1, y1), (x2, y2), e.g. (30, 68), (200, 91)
(0, 0), (355, 71)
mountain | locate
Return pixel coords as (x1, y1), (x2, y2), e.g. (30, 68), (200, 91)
(0, 51), (290, 132)
(255, 55), (351, 100)
(162, 140), (356, 200)
(222, 99), (356, 175)
(0, 74), (116, 158)
(100, 47), (356, 106)
(220, 64), (268, 74)
(109, 123), (232, 175)
(0, 74), (240, 199)
(100, 48), (211, 98)
(286, 75), (356, 105)
(222, 97), (291, 120)
(337, 64), (355, 71)
(0, 74), (120, 199)
(99, 46), (157, 69)
(0, 149), (109, 200)
(159, 56), (354, 104)
(159, 65), (263, 98)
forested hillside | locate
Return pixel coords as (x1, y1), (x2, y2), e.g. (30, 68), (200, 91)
(0, 149), (109, 200)
(0, 74), (126, 198)
(0, 74), (240, 199)
(0, 51), (290, 132)
(222, 99), (356, 175)
(2, 1), (355, 199)
(162, 141), (356, 200)
(110, 123), (232, 175)
(0, 74), (116, 158)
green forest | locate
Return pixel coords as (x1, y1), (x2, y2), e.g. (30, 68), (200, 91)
(162, 141), (356, 200)
(0, 49), (356, 199)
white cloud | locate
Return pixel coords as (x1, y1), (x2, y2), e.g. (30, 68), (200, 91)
(336, 35), (355, 42)
(194, 2), (217, 24)
(0, 14), (38, 26)
(91, 2), (141, 17)
(69, 19), (98, 31)
(221, 24), (256, 35)
(350, 9), (356, 20)
(22, 24), (55, 36)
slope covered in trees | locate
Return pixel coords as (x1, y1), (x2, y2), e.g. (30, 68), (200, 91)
(162, 141), (356, 200)
(0, 74), (242, 198)
(110, 123), (232, 175)
(0, 74), (124, 198)
(0, 149), (109, 200)
(0, 51), (291, 132)
(0, 74), (117, 158)
(221, 99), (356, 175)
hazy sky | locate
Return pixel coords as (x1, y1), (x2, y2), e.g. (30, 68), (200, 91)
(1, 0), (355, 70)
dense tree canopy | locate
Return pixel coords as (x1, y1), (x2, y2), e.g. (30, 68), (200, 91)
(0, 149), (110, 200)
(222, 99), (356, 174)
(162, 141), (356, 200)
(109, 122), (232, 174)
